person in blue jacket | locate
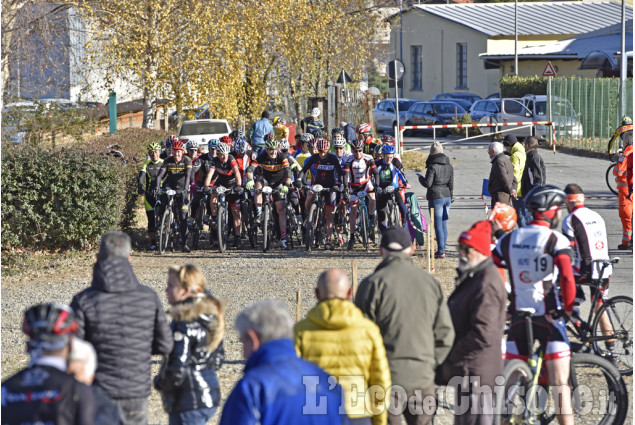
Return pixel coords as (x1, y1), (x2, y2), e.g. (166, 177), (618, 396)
(219, 300), (351, 425)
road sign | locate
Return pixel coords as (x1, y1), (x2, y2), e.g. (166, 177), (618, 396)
(337, 70), (352, 84)
(542, 61), (557, 77)
(387, 60), (405, 81)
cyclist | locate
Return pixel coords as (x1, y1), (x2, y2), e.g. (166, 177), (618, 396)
(375, 144), (410, 233)
(301, 107), (325, 136)
(612, 115), (633, 250)
(204, 142), (243, 248)
(155, 140), (193, 252)
(356, 123), (379, 156)
(2, 303), (96, 425)
(229, 128), (245, 141)
(344, 137), (380, 250)
(245, 138), (293, 249)
(208, 138), (218, 158)
(191, 139), (219, 226)
(273, 116), (289, 142)
(220, 135), (233, 148)
(295, 133), (315, 160)
(299, 138), (345, 250)
(138, 142), (164, 250)
(493, 185), (576, 425)
(231, 137), (257, 181)
(162, 135), (178, 160)
(185, 140), (199, 161)
(280, 139), (303, 221)
(332, 134), (352, 168)
(562, 183), (618, 363)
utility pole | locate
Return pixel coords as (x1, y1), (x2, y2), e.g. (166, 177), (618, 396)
(619, 0), (627, 121)
(399, 0), (404, 98)
(514, 0), (518, 75)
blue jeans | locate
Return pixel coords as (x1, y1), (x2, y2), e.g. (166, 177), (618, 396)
(112, 397), (148, 425)
(512, 197), (529, 228)
(169, 407), (217, 425)
(429, 197), (451, 254)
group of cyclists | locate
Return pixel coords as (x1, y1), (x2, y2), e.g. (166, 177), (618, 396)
(138, 115), (412, 253)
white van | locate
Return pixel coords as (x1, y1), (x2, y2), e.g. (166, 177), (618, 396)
(521, 95), (583, 140)
(177, 119), (232, 147)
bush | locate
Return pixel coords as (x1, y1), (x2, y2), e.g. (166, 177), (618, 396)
(449, 113), (481, 137)
(500, 75), (547, 98)
(1, 128), (169, 251)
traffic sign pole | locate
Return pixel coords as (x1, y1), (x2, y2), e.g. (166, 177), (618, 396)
(394, 59), (400, 155)
(542, 61), (557, 153)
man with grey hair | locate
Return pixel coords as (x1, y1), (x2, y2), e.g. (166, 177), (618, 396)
(220, 300), (350, 425)
(355, 227), (454, 425)
(487, 141), (517, 209)
(71, 230), (173, 425)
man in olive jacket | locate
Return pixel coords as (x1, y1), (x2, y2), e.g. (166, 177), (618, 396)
(71, 231), (173, 425)
(295, 269), (391, 425)
(355, 227), (455, 425)
(487, 141), (517, 208)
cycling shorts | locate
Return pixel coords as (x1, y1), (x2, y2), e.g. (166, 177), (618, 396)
(350, 181), (375, 194)
(257, 178), (286, 203)
(505, 315), (570, 361)
(574, 279), (609, 305)
(309, 189), (338, 208)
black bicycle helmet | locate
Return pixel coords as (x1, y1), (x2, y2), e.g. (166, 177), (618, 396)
(23, 303), (78, 351)
(524, 185), (566, 213)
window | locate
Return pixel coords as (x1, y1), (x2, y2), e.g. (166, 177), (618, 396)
(411, 45), (423, 91)
(377, 101), (387, 111)
(486, 102), (500, 113)
(456, 43), (467, 89)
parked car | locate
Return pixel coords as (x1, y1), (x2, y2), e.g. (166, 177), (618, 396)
(403, 101), (467, 136)
(477, 98), (534, 139)
(433, 93), (482, 106)
(485, 93), (500, 99)
(177, 119), (232, 146)
(469, 99), (501, 122)
(373, 98), (418, 132)
(521, 95), (583, 140)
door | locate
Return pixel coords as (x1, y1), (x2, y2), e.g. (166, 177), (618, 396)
(499, 99), (533, 138)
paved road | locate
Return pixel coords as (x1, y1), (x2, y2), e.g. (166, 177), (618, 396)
(401, 134), (633, 299)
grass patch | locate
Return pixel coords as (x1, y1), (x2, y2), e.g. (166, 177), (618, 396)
(401, 150), (428, 172)
(1, 249), (94, 279)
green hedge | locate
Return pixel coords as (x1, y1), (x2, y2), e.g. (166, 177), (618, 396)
(500, 75), (547, 98)
(1, 128), (168, 250)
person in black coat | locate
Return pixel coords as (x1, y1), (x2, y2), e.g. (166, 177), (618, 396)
(154, 264), (225, 425)
(71, 231), (173, 425)
(487, 141), (517, 208)
(520, 136), (547, 226)
(418, 141), (454, 258)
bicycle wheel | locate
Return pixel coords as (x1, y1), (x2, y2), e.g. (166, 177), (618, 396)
(568, 353), (628, 425)
(305, 203), (318, 252)
(360, 205), (369, 251)
(261, 204), (271, 252)
(605, 163), (619, 196)
(243, 200), (256, 249)
(591, 296), (633, 376)
(286, 206), (296, 250)
(494, 359), (534, 425)
(607, 137), (622, 162)
(158, 209), (172, 255)
(192, 201), (205, 250)
(217, 204), (227, 253)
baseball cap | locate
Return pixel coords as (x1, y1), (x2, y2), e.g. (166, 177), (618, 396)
(458, 220), (492, 256)
(502, 134), (518, 146)
(380, 226), (412, 252)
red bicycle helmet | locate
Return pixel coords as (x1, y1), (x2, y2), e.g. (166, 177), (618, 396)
(172, 140), (185, 151)
(351, 137), (365, 150)
(356, 123), (372, 134)
(220, 135), (232, 145)
(316, 138), (330, 151)
(23, 303), (78, 351)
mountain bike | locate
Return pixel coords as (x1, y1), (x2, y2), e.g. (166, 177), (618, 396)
(284, 188), (302, 249)
(190, 186), (209, 250)
(256, 185), (276, 252)
(381, 186), (403, 227)
(157, 188), (183, 254)
(305, 185), (339, 251)
(495, 312), (628, 425)
(350, 189), (372, 251)
(606, 133), (624, 195)
(209, 185), (243, 253)
(566, 258), (633, 376)
(333, 193), (351, 248)
(240, 187), (257, 248)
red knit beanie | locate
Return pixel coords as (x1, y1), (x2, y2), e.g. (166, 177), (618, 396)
(458, 220), (492, 256)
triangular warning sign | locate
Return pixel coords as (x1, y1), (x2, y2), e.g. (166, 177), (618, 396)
(542, 61), (557, 77)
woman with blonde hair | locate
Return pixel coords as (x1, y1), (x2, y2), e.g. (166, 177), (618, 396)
(154, 264), (225, 425)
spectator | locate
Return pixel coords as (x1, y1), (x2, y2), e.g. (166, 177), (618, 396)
(71, 230), (173, 425)
(418, 141), (454, 259)
(503, 135), (527, 226)
(219, 300), (349, 425)
(355, 227), (455, 425)
(295, 269), (391, 425)
(302, 107), (325, 136)
(487, 141), (517, 208)
(613, 116), (633, 250)
(342, 121), (356, 143)
(443, 221), (507, 425)
(248, 110), (275, 152)
(521, 136), (547, 225)
(2, 303), (96, 425)
(273, 116), (290, 142)
(154, 264), (225, 425)
(69, 338), (121, 425)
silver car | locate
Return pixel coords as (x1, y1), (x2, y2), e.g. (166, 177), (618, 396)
(373, 98), (418, 132)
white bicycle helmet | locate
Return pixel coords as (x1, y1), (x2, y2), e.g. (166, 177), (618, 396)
(332, 135), (346, 148)
(311, 107), (320, 117)
(216, 142), (231, 155)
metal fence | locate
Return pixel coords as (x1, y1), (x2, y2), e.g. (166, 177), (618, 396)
(552, 77), (633, 152)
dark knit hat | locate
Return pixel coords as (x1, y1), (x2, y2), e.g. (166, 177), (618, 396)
(380, 226), (412, 252)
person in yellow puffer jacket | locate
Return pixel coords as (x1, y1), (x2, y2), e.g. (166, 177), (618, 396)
(503, 134), (527, 226)
(294, 269), (391, 425)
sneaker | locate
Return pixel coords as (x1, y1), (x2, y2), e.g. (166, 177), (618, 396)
(617, 243), (630, 250)
(281, 239), (290, 250)
(434, 251), (445, 259)
(149, 240), (157, 251)
(182, 244), (191, 253)
(325, 241), (333, 251)
(605, 352), (620, 369)
(347, 238), (355, 250)
(233, 238), (240, 249)
(254, 214), (262, 224)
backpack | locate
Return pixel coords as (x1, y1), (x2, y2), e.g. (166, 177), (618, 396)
(405, 192), (427, 247)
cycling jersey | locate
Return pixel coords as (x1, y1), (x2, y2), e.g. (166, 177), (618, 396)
(232, 151), (257, 181)
(301, 153), (344, 188)
(194, 153), (216, 185)
(274, 125), (289, 141)
(209, 155), (239, 188)
(344, 156), (377, 187)
(139, 158), (164, 191)
(2, 361), (96, 425)
(562, 205), (611, 280)
(286, 154), (302, 181)
(334, 152), (353, 170)
(159, 156), (192, 191)
(493, 223), (576, 316)
(247, 151), (291, 188)
(301, 117), (324, 135)
(376, 161), (407, 189)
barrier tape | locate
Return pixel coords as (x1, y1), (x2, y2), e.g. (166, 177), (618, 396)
(417, 195), (616, 201)
(399, 120), (553, 130)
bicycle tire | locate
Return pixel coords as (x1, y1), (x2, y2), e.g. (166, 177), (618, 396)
(192, 200), (205, 250)
(286, 206), (296, 250)
(158, 209), (172, 255)
(217, 204), (227, 253)
(591, 296), (633, 376)
(305, 203), (318, 252)
(569, 352), (628, 425)
(607, 138), (622, 162)
(261, 204), (271, 253)
(360, 205), (369, 251)
(243, 200), (256, 249)
(494, 359), (534, 425)
(605, 163), (618, 196)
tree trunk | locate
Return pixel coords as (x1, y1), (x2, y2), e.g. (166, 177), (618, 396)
(142, 87), (156, 129)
